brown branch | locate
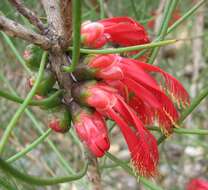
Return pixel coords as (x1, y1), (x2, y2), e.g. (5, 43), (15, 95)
(60, 0), (72, 48)
(8, 0), (45, 32)
(0, 15), (50, 49)
(50, 52), (73, 103)
(41, 0), (64, 42)
(41, 0), (72, 48)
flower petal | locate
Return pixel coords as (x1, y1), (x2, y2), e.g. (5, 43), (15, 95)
(136, 61), (190, 107)
(107, 108), (158, 177)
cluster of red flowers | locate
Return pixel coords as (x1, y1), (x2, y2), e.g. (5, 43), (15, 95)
(51, 17), (190, 177)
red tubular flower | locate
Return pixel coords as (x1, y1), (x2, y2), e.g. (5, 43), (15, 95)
(74, 54), (190, 134)
(186, 179), (208, 190)
(81, 17), (149, 48)
(71, 102), (110, 157)
(72, 81), (159, 177)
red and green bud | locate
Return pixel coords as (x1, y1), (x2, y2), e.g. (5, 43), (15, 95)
(28, 70), (56, 96)
(81, 21), (107, 48)
(23, 44), (45, 71)
(48, 106), (71, 133)
(72, 81), (117, 111)
(70, 102), (110, 157)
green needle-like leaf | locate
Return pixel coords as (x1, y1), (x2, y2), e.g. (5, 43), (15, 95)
(67, 39), (176, 55)
(148, 0), (179, 64)
(0, 52), (47, 154)
(7, 129), (52, 163)
(64, 0), (82, 73)
(0, 158), (88, 186)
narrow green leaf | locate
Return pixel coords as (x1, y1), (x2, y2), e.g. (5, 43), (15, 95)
(133, 0), (205, 59)
(0, 89), (62, 107)
(0, 73), (88, 187)
(0, 32), (32, 75)
(7, 129), (52, 163)
(148, 0), (179, 64)
(0, 52), (47, 154)
(98, 0), (105, 19)
(64, 0), (82, 73)
(0, 158), (88, 186)
(67, 39), (176, 55)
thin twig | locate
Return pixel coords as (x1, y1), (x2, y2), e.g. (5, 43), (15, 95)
(0, 15), (50, 49)
(8, 0), (45, 32)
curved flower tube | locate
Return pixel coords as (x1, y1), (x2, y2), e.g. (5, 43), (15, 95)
(72, 81), (159, 177)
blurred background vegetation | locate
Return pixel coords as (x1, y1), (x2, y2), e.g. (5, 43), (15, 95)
(0, 0), (208, 189)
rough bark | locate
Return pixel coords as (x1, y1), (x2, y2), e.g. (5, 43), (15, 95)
(0, 15), (50, 49)
(41, 0), (65, 48)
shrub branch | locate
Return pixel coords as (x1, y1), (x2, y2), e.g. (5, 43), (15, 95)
(8, 0), (45, 32)
(0, 15), (50, 49)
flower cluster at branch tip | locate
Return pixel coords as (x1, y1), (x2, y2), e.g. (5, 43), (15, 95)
(70, 16), (190, 177)
(25, 16), (190, 177)
(186, 178), (208, 190)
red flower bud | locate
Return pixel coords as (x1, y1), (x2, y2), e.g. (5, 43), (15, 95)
(81, 22), (107, 48)
(71, 102), (110, 157)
